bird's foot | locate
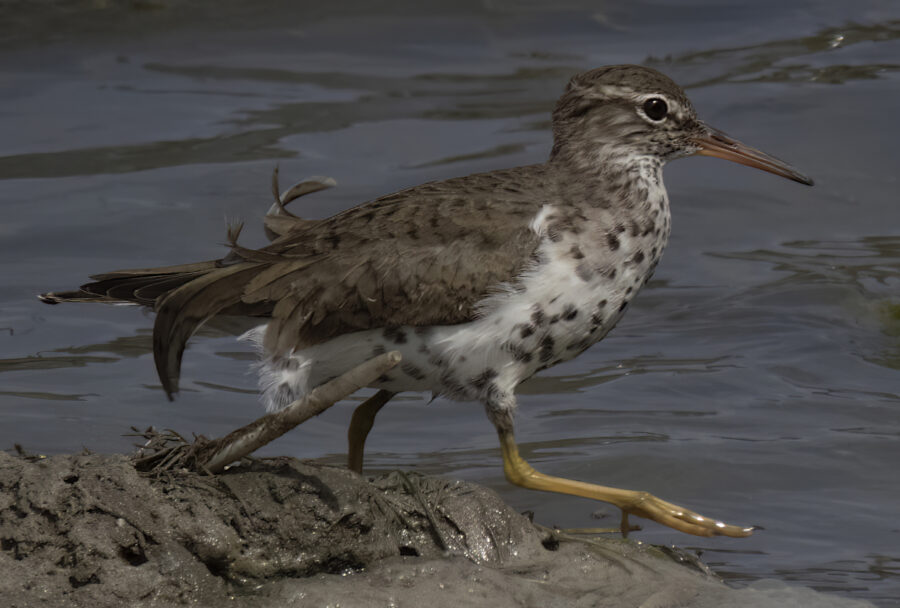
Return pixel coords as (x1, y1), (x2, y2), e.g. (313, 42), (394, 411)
(616, 490), (754, 538)
(498, 430), (755, 538)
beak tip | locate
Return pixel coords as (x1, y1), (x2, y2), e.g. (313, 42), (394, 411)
(694, 127), (815, 188)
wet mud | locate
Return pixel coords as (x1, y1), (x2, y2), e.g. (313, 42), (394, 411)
(0, 451), (872, 607)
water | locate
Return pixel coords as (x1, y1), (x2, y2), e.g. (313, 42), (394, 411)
(1, 1), (898, 604)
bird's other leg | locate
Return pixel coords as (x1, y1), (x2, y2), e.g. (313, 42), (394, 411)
(483, 398), (754, 538)
(347, 390), (396, 473)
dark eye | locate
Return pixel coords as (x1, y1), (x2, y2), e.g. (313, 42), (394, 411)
(642, 97), (668, 121)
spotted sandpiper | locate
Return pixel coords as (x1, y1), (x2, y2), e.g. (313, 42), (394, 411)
(41, 65), (812, 537)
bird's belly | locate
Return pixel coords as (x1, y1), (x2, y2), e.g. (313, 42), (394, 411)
(247, 209), (668, 412)
(247, 322), (531, 411)
(246, 252), (659, 413)
(255, 285), (637, 410)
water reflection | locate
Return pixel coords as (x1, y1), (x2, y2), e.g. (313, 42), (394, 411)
(0, 390), (92, 402)
(649, 20), (900, 87)
(0, 130), (297, 179)
(715, 237), (900, 371)
(523, 354), (732, 395)
(717, 236), (900, 288)
(0, 354), (118, 373)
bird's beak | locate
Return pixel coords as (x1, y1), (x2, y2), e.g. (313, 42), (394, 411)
(693, 125), (813, 186)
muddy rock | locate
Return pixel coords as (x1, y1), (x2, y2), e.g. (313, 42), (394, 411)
(0, 451), (873, 607)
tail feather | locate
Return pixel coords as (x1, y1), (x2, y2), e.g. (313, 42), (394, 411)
(38, 169), (337, 399)
(153, 264), (263, 398)
(132, 273), (208, 304)
(39, 260), (221, 306)
(38, 290), (117, 305)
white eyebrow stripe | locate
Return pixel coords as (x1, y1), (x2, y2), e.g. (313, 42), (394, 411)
(594, 85), (639, 98)
(581, 86), (690, 121)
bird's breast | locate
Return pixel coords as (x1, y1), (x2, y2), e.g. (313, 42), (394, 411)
(249, 183), (671, 411)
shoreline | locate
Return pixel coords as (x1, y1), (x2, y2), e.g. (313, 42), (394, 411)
(0, 450), (874, 607)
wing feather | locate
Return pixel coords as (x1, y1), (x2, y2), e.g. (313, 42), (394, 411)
(77, 164), (552, 395)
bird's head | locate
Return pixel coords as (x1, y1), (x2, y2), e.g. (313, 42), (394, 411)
(551, 65), (812, 186)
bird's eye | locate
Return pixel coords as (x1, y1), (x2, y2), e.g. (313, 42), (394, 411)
(642, 98), (668, 121)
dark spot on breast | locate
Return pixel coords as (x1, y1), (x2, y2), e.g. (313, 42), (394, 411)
(519, 323), (536, 339)
(383, 326), (408, 344)
(566, 338), (591, 352)
(575, 262), (593, 282)
(606, 233), (620, 250)
(531, 306), (546, 326)
(401, 362), (427, 380)
(629, 221), (640, 237)
(549, 295), (560, 304)
(471, 368), (499, 390)
(505, 342), (533, 363)
(604, 268), (617, 279)
(483, 382), (503, 405)
(407, 227), (420, 240)
(591, 312), (604, 326)
(417, 343), (430, 354)
(539, 336), (555, 363)
(619, 300), (629, 312)
(569, 245), (585, 260)
(562, 304), (578, 321)
(625, 286), (632, 294)
(549, 314), (560, 325)
(598, 299), (607, 309)
(440, 373), (464, 395)
(633, 251), (645, 264)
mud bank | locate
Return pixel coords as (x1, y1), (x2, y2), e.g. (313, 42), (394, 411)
(0, 452), (873, 607)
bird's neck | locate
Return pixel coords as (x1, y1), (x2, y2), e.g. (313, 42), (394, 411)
(549, 142), (666, 213)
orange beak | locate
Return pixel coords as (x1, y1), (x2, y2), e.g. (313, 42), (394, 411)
(693, 125), (813, 186)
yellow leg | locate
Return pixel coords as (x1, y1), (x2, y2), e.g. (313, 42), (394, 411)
(347, 390), (395, 473)
(497, 429), (754, 538)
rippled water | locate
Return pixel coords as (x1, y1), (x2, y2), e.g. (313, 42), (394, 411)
(1, 1), (898, 605)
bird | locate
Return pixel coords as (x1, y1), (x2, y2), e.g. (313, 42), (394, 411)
(40, 65), (812, 537)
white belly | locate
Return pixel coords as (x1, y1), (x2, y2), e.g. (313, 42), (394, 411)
(246, 185), (670, 412)
(244, 232), (663, 412)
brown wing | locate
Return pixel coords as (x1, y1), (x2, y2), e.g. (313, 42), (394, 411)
(153, 165), (550, 396)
